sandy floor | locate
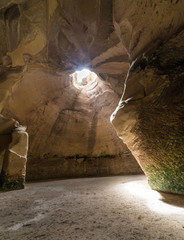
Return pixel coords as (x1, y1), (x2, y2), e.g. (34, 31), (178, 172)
(0, 175), (184, 240)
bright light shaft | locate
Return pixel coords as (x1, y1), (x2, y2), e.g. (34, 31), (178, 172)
(76, 69), (90, 84)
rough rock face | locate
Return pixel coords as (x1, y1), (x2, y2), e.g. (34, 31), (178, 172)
(0, 115), (28, 190)
(0, 0), (183, 193)
(112, 2), (184, 194)
(112, 30), (184, 194)
(3, 65), (141, 180)
(0, 0), (142, 187)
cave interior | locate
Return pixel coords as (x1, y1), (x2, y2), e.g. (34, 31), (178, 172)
(0, 0), (184, 239)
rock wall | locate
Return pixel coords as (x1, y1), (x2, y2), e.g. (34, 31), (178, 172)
(2, 65), (141, 181)
(112, 1), (184, 194)
(112, 30), (184, 194)
(0, 0), (142, 184)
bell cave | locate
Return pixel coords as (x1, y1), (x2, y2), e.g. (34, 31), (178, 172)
(0, 0), (184, 239)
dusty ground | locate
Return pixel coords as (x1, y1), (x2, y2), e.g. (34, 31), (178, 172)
(0, 175), (184, 240)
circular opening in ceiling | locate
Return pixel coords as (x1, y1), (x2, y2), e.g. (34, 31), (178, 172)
(71, 68), (97, 89)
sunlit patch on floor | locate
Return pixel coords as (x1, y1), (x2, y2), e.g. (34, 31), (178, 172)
(116, 180), (184, 215)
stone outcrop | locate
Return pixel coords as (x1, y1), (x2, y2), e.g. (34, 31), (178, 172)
(0, 115), (28, 190)
(112, 28), (184, 194)
(110, 0), (184, 194)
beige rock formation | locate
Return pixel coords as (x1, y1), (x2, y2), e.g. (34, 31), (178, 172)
(0, 115), (28, 190)
(111, 0), (184, 194)
(2, 65), (141, 181)
(112, 29), (184, 194)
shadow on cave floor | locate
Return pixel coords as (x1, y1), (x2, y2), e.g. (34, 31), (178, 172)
(158, 192), (184, 208)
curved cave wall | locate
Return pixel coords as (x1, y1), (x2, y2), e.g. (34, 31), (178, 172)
(0, 0), (183, 193)
(0, 0), (142, 187)
(111, 1), (184, 194)
(112, 29), (184, 194)
(2, 66), (141, 180)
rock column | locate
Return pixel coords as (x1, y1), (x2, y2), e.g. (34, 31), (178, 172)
(1, 126), (28, 190)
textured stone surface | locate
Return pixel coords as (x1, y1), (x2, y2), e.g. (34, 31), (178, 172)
(2, 65), (141, 180)
(0, 114), (18, 134)
(26, 154), (139, 181)
(112, 30), (184, 194)
(1, 127), (28, 190)
(1, 152), (26, 190)
(0, 150), (5, 173)
(9, 127), (28, 157)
